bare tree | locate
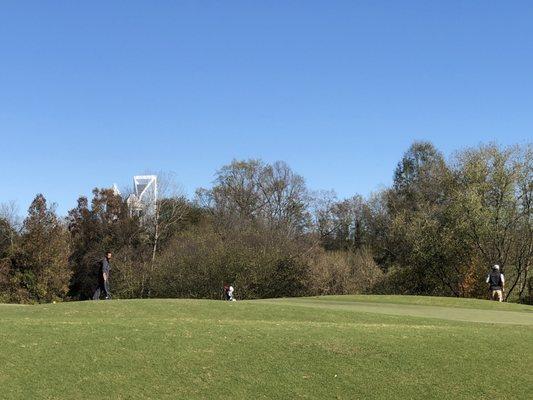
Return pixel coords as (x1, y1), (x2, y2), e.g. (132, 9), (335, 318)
(0, 201), (21, 255)
(142, 171), (189, 297)
(258, 161), (310, 235)
(198, 159), (309, 235)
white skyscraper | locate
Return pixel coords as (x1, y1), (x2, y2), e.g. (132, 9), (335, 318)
(126, 175), (158, 220)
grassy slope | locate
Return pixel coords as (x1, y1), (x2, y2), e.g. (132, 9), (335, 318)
(0, 296), (531, 400)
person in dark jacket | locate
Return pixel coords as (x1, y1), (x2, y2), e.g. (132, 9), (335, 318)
(223, 283), (230, 300)
(486, 264), (505, 302)
(93, 251), (112, 300)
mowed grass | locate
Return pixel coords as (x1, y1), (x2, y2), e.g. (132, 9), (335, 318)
(0, 296), (531, 400)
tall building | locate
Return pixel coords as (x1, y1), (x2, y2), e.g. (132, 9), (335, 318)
(126, 175), (158, 220)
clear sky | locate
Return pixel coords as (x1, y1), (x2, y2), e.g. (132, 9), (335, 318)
(1, 1), (532, 216)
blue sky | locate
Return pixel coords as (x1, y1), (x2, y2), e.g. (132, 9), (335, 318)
(1, 1), (532, 216)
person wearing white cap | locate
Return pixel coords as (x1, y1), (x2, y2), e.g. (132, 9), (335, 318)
(486, 264), (505, 302)
(228, 284), (236, 301)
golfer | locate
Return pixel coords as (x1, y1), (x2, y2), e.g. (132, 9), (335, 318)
(93, 251), (112, 300)
(486, 264), (505, 302)
(228, 284), (235, 301)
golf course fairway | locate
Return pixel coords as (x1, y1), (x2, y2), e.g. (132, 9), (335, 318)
(0, 295), (531, 399)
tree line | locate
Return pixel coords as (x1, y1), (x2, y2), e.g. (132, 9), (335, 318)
(0, 141), (531, 304)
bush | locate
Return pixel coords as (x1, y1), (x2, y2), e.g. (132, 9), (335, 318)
(307, 248), (383, 296)
(145, 225), (310, 300)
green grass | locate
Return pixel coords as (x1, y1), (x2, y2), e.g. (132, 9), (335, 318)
(0, 296), (531, 399)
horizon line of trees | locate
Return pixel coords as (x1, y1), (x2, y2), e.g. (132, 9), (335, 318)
(1, 141), (531, 304)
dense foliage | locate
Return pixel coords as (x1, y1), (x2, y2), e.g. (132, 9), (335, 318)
(1, 142), (531, 303)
